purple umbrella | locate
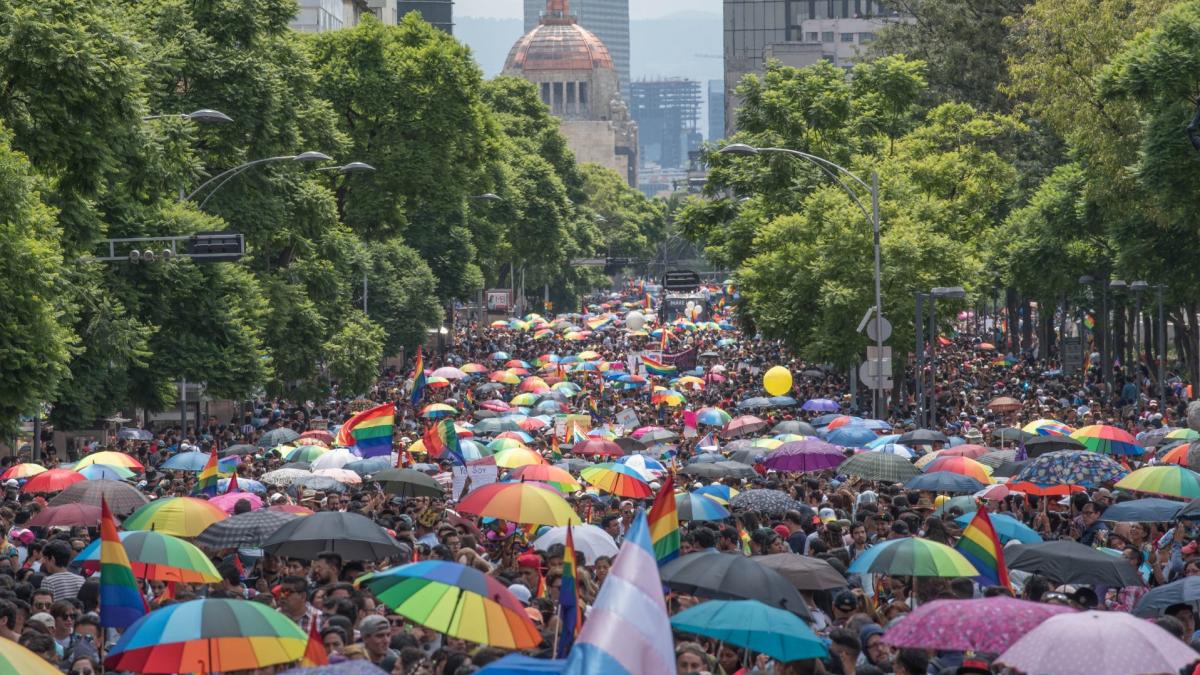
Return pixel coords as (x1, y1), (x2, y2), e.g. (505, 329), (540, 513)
(997, 610), (1199, 675)
(883, 596), (1073, 655)
(801, 398), (839, 413)
(762, 440), (845, 473)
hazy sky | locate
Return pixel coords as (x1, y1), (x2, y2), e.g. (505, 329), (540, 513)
(455, 0), (721, 20)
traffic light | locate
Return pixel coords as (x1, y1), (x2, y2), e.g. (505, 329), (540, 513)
(188, 232), (243, 263)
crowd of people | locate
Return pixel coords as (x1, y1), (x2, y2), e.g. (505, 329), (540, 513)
(1, 283), (1198, 675)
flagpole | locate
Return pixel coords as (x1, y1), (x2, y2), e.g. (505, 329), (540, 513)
(551, 604), (562, 657)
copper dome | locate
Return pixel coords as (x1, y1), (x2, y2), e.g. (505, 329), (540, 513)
(504, 0), (614, 73)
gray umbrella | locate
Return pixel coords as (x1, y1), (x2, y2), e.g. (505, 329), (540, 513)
(555, 458), (593, 473)
(372, 468), (444, 498)
(729, 489), (804, 514)
(754, 553), (848, 590)
(1005, 540), (1144, 587)
(258, 428), (300, 448)
(640, 429), (678, 444)
(222, 443), (258, 457)
(117, 428), (154, 441)
(279, 461), (312, 471)
(679, 461), (758, 480)
(904, 471), (985, 494)
(345, 456), (394, 476)
(616, 436), (647, 453)
(992, 459), (1029, 478)
(297, 475), (347, 493)
(1133, 577), (1200, 617)
(738, 397), (771, 410)
(898, 429), (949, 445)
(194, 510), (300, 549)
(262, 511), (410, 561)
(475, 383), (506, 395)
(977, 449), (1017, 468)
(1025, 435), (1085, 456)
(837, 452), (920, 483)
(49, 480), (149, 515)
(473, 418), (523, 435)
(660, 551), (812, 620)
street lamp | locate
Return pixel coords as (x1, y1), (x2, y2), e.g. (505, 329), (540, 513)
(142, 108), (233, 123)
(315, 161), (376, 174)
(185, 151), (333, 209)
(721, 143), (884, 418)
(469, 193), (503, 201)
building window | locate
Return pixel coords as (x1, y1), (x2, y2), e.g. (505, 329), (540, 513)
(841, 32), (855, 42)
(541, 82), (551, 106)
(566, 81), (576, 113)
(806, 31), (819, 42)
(579, 82), (588, 108)
(552, 82), (564, 114)
(821, 31), (834, 42)
(859, 32), (875, 42)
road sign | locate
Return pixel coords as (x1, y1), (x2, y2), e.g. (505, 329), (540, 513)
(663, 269), (701, 292)
(859, 362), (893, 390)
(866, 316), (892, 342)
(1062, 337), (1083, 374)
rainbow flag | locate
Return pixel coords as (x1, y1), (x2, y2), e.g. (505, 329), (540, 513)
(556, 525), (583, 658)
(99, 497), (147, 629)
(192, 450), (219, 496)
(225, 473), (239, 494)
(955, 505), (1011, 589)
(336, 402), (395, 458)
(550, 435), (562, 462)
(422, 419), (465, 466)
(561, 511), (674, 675)
(647, 476), (680, 565)
(738, 527), (752, 555)
(410, 346), (426, 406)
(641, 354), (677, 377)
(301, 606), (329, 666)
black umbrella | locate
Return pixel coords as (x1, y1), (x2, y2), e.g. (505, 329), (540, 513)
(738, 397), (771, 410)
(1173, 499), (1200, 520)
(555, 458), (593, 473)
(904, 471), (985, 494)
(1005, 540), (1144, 587)
(221, 444), (258, 457)
(49, 480), (148, 515)
(1101, 498), (1186, 523)
(729, 449), (765, 465)
(372, 468), (444, 498)
(1025, 435), (1086, 457)
(679, 461), (757, 480)
(194, 510), (300, 550)
(992, 459), (1029, 479)
(898, 429), (949, 445)
(258, 428), (300, 448)
(992, 427), (1034, 443)
(616, 437), (646, 453)
(1132, 577), (1200, 617)
(660, 551), (812, 620)
(262, 511), (410, 561)
(754, 553), (847, 591)
(773, 421), (817, 436)
(729, 489), (806, 515)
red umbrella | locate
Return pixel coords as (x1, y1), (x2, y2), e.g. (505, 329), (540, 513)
(21, 468), (85, 493)
(571, 438), (624, 457)
(28, 504), (101, 527)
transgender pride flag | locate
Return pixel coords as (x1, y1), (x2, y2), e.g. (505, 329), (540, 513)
(561, 511), (674, 674)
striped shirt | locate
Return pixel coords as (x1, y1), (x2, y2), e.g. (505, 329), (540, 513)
(42, 571), (85, 601)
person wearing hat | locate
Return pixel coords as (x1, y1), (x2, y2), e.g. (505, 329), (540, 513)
(859, 623), (891, 669)
(358, 614), (399, 671)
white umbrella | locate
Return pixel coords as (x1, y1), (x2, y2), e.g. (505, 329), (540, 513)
(997, 610), (1199, 675)
(534, 524), (619, 562)
(313, 468), (363, 484)
(616, 455), (666, 480)
(431, 366), (467, 380)
(260, 469), (313, 486)
(311, 448), (358, 470)
(873, 443), (914, 459)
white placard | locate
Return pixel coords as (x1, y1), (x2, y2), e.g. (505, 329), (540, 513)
(615, 407), (640, 429)
(452, 462), (497, 499)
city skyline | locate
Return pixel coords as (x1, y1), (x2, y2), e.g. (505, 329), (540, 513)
(455, 0), (719, 19)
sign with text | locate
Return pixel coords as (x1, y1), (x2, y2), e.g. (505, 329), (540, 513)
(451, 460), (497, 499)
(615, 407), (640, 429)
(486, 289), (513, 312)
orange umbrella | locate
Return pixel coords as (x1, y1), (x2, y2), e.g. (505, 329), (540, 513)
(923, 456), (993, 484)
(457, 483), (580, 526)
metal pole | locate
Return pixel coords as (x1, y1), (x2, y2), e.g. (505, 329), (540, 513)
(915, 293), (925, 425)
(1158, 286), (1167, 406)
(871, 171), (883, 420)
(927, 298), (937, 428)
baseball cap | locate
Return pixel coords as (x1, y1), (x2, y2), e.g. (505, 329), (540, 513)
(819, 507), (836, 524)
(27, 612), (54, 631)
(524, 606), (544, 626)
(359, 614), (390, 636)
(833, 590), (857, 612)
(857, 490), (878, 506)
(508, 583), (532, 605)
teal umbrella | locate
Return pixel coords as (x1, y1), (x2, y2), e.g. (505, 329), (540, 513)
(954, 512), (1043, 544)
(669, 599), (827, 662)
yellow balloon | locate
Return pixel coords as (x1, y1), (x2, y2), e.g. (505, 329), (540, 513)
(763, 366), (792, 396)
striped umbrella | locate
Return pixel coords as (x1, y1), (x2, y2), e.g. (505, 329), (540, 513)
(456, 482), (580, 526)
(492, 447), (547, 469)
(675, 492), (732, 521)
(580, 463), (653, 498)
(693, 484), (739, 504)
(923, 456), (994, 484)
(511, 465), (582, 492)
(1071, 425), (1144, 456)
(1115, 466), (1200, 500)
(123, 497), (228, 538)
(76, 450), (145, 471)
(104, 599), (307, 673)
(194, 510), (302, 550)
(420, 403), (458, 419)
(1022, 419), (1075, 437)
(49, 479), (149, 515)
(848, 537), (978, 577)
(358, 561), (540, 649)
(74, 530), (220, 582)
(697, 407), (733, 426)
(0, 463), (46, 480)
(838, 452), (920, 483)
(78, 463), (136, 480)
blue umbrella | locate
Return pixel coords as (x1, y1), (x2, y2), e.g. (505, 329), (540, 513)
(810, 413), (844, 427)
(477, 654), (566, 674)
(861, 419), (892, 431)
(160, 451), (211, 472)
(826, 425), (878, 448)
(803, 399), (840, 413)
(218, 477), (267, 494)
(1098, 497), (1185, 523)
(866, 434), (901, 449)
(954, 512), (1043, 544)
(77, 464), (134, 480)
(947, 436), (966, 447)
(768, 395), (797, 408)
(345, 456), (394, 477)
(669, 599), (827, 662)
(904, 471), (985, 493)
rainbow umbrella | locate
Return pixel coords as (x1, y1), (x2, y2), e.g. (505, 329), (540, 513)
(489, 371), (520, 385)
(0, 463), (46, 480)
(1071, 425), (1144, 456)
(77, 463), (136, 481)
(421, 403), (458, 419)
(1161, 445), (1191, 467)
(74, 530), (220, 583)
(510, 393), (539, 406)
(1166, 428), (1200, 442)
(21, 468), (84, 493)
(697, 407), (732, 426)
(923, 456), (994, 484)
(0, 637), (61, 675)
(693, 484), (739, 504)
(123, 497), (228, 538)
(76, 450), (145, 471)
(461, 363), (488, 374)
(492, 447), (546, 469)
(675, 492), (732, 521)
(104, 599), (307, 674)
(848, 537), (978, 577)
(511, 464), (582, 492)
(580, 463), (652, 498)
(1022, 419), (1075, 437)
(1115, 466), (1200, 500)
(486, 437), (529, 453)
(456, 482), (580, 526)
(358, 560), (540, 649)
(572, 438), (624, 457)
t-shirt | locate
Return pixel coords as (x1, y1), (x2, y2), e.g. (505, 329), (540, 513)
(43, 571), (85, 601)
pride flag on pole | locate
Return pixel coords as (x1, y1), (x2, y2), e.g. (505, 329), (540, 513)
(335, 403), (395, 458)
(99, 497), (147, 629)
(555, 525), (583, 658)
(192, 450), (219, 496)
(955, 505), (1011, 589)
(410, 346), (427, 406)
(646, 476), (680, 565)
(422, 419), (466, 467)
(641, 354), (677, 377)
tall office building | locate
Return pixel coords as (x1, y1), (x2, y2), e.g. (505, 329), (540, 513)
(396, 0), (454, 32)
(292, 0), (369, 32)
(524, 0), (629, 99)
(722, 0), (906, 135)
(707, 79), (725, 142)
(630, 79), (701, 170)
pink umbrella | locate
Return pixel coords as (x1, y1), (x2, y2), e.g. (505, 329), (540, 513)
(938, 444), (990, 459)
(977, 483), (1011, 501)
(28, 503), (101, 527)
(722, 415), (767, 438)
(884, 596), (1074, 655)
(208, 492), (264, 514)
(631, 426), (667, 439)
(997, 610), (1198, 675)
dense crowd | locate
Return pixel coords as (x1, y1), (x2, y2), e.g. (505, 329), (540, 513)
(1, 284), (1198, 675)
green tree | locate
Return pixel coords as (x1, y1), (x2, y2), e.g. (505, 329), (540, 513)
(579, 163), (666, 261)
(325, 311), (385, 396)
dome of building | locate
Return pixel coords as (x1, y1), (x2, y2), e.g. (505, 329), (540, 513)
(504, 0), (614, 73)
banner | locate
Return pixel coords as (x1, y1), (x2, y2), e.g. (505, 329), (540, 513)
(664, 348), (697, 372)
(452, 459), (497, 499)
